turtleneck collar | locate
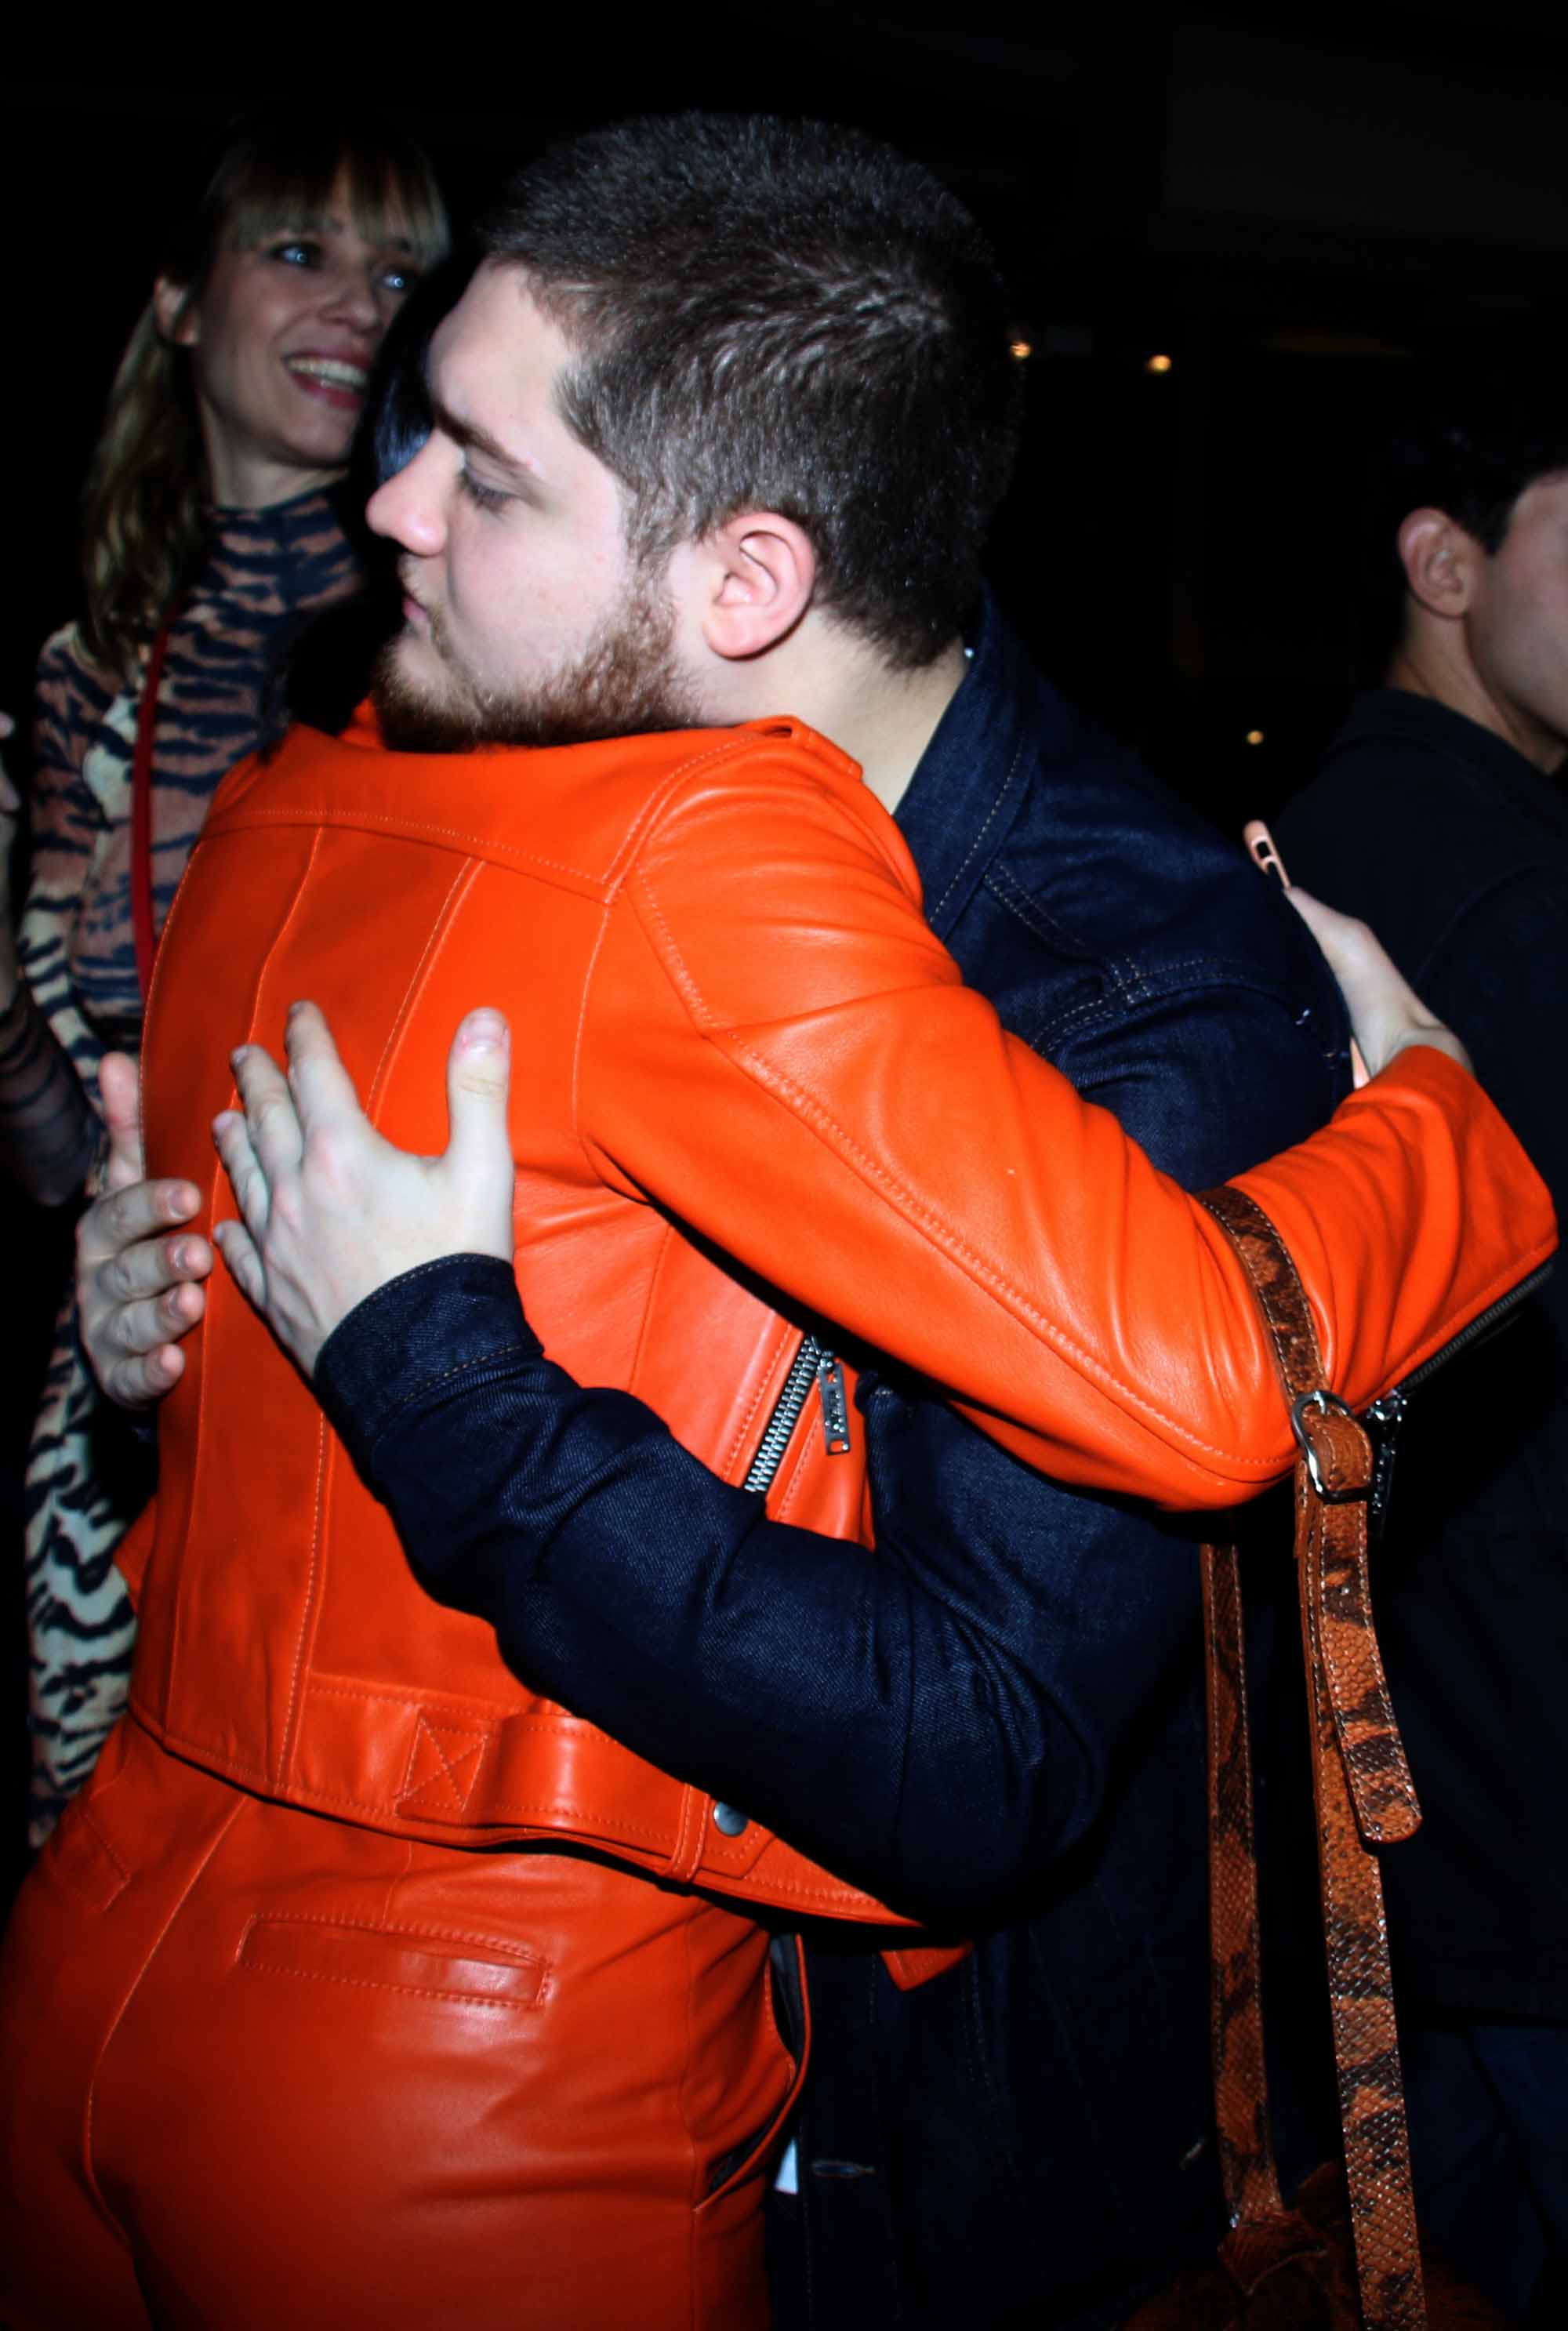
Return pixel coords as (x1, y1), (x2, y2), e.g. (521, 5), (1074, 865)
(195, 485), (358, 623)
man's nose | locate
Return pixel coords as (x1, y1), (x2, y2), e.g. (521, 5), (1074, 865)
(366, 438), (446, 555)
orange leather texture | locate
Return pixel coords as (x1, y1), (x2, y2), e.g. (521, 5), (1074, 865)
(0, 1718), (789, 2329)
(127, 710), (1555, 1915)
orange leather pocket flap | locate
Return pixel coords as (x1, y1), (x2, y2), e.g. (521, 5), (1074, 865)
(239, 1915), (549, 2010)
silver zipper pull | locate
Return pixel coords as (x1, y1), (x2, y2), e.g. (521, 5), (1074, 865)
(817, 1354), (851, 1455)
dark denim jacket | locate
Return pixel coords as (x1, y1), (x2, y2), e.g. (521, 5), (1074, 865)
(319, 597), (1351, 2326)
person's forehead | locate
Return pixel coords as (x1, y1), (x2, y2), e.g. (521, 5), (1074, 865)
(430, 266), (572, 428)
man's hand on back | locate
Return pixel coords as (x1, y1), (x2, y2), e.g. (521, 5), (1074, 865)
(212, 1000), (516, 1379)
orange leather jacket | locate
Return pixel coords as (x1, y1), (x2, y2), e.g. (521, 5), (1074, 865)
(127, 710), (1554, 1923)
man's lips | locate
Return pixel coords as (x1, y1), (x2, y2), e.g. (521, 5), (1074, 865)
(401, 591), (430, 630)
(284, 353), (369, 411)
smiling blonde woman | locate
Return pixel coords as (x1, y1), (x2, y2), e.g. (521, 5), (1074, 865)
(0, 103), (447, 1842)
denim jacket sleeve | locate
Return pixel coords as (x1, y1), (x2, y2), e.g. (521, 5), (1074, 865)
(317, 965), (1354, 1919)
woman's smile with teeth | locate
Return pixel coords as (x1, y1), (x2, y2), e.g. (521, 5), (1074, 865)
(285, 354), (369, 405)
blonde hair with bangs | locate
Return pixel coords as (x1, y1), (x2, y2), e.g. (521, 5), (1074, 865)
(79, 107), (448, 685)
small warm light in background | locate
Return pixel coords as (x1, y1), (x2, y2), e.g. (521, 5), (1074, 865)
(1245, 729), (1265, 746)
(1145, 353), (1174, 375)
(1010, 339), (1033, 361)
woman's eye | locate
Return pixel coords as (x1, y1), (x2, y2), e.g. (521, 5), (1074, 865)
(268, 239), (320, 269)
(379, 263), (417, 297)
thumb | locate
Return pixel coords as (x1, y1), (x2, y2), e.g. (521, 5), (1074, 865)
(442, 1008), (514, 1258)
(99, 1051), (147, 1189)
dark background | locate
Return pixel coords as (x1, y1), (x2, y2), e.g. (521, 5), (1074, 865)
(5, 2), (1568, 1872)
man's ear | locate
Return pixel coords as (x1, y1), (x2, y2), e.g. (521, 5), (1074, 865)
(153, 276), (198, 348)
(1398, 507), (1479, 619)
(691, 514), (817, 661)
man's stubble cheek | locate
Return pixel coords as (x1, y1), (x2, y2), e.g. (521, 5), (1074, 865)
(370, 561), (705, 753)
(372, 633), (492, 753)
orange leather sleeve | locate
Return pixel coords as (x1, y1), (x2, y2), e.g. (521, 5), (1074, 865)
(575, 744), (1556, 1512)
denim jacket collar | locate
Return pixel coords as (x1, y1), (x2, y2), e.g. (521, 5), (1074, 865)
(894, 590), (1040, 941)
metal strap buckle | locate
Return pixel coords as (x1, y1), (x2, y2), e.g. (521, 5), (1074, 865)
(1289, 1389), (1369, 1504)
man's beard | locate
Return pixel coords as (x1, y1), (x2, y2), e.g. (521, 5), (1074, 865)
(372, 568), (706, 753)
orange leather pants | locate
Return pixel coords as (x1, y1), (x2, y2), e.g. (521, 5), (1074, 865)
(0, 1719), (799, 2329)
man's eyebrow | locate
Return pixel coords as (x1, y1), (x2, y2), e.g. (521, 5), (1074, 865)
(428, 394), (536, 481)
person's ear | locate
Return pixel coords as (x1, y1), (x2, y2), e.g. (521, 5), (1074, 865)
(153, 276), (199, 347)
(1398, 507), (1479, 619)
(693, 514), (817, 661)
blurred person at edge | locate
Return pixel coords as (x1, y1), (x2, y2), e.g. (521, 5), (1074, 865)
(0, 106), (448, 1846)
(1276, 350), (1568, 2324)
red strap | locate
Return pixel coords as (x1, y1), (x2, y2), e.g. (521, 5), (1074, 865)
(130, 623), (175, 1000)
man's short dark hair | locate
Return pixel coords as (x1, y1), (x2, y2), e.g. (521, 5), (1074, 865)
(481, 112), (1025, 671)
(1367, 334), (1568, 660)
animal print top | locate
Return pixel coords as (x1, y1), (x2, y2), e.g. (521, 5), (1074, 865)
(22, 487), (359, 1098)
(20, 486), (360, 1841)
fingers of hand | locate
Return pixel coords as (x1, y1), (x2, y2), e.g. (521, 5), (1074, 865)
(443, 1010), (517, 1260)
(78, 1177), (201, 1276)
(103, 1282), (207, 1360)
(213, 1218), (267, 1311)
(283, 1000), (366, 1135)
(99, 1053), (146, 1186)
(1287, 890), (1412, 1008)
(1243, 819), (1290, 886)
(445, 1010), (513, 1148)
(1286, 887), (1465, 1077)
(107, 1339), (187, 1413)
(449, 1007), (510, 1087)
(213, 1109), (272, 1237)
(231, 1043), (304, 1178)
(1285, 885), (1377, 962)
(99, 1228), (212, 1308)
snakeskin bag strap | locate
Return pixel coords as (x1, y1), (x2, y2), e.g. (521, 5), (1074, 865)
(1197, 1184), (1426, 2329)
